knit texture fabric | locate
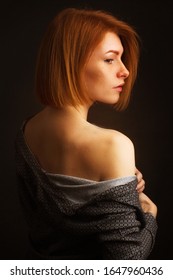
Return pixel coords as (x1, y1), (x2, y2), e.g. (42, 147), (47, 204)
(14, 125), (158, 260)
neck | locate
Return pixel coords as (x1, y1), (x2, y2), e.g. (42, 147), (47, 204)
(45, 104), (90, 122)
(66, 105), (89, 120)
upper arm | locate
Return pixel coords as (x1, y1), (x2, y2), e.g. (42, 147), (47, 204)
(100, 131), (136, 180)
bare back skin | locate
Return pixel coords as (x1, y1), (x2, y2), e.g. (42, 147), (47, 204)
(24, 106), (136, 181)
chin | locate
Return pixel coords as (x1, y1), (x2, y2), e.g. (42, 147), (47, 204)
(104, 97), (119, 104)
(95, 95), (120, 105)
(99, 101), (118, 107)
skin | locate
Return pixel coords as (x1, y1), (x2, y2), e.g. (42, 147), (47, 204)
(135, 168), (145, 192)
(24, 32), (157, 218)
(82, 32), (129, 105)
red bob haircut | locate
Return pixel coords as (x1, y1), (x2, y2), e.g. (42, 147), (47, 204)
(35, 8), (140, 110)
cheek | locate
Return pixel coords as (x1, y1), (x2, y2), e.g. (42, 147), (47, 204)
(84, 67), (103, 87)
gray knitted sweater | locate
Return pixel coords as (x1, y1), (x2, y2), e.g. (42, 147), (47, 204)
(14, 124), (158, 260)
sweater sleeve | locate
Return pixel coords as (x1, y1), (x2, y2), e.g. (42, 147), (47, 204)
(97, 211), (157, 259)
(89, 183), (158, 260)
(73, 179), (158, 260)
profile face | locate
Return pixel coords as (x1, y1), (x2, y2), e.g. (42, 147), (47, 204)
(82, 32), (129, 105)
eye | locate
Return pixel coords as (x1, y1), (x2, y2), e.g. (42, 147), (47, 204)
(104, 59), (114, 64)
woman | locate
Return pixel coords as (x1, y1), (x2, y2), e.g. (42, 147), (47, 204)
(15, 8), (157, 259)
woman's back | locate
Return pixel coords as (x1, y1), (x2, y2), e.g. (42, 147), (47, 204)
(23, 106), (135, 182)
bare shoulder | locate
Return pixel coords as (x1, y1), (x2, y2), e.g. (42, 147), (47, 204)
(92, 127), (136, 181)
(23, 112), (136, 181)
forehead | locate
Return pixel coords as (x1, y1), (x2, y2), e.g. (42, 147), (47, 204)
(94, 32), (123, 55)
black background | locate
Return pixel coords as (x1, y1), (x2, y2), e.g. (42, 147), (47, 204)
(1, 0), (173, 259)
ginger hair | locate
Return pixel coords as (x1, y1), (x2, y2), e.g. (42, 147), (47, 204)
(35, 8), (140, 110)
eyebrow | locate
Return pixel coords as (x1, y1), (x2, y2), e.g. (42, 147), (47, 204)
(105, 49), (124, 55)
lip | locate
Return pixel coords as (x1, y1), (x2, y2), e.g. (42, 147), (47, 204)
(113, 83), (124, 92)
(115, 86), (123, 92)
(116, 83), (125, 88)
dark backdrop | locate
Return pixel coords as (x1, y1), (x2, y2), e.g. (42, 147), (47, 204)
(1, 0), (173, 259)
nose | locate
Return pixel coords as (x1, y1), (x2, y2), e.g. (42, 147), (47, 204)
(117, 62), (129, 79)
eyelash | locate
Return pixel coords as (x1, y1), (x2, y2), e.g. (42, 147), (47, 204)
(104, 59), (114, 64)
